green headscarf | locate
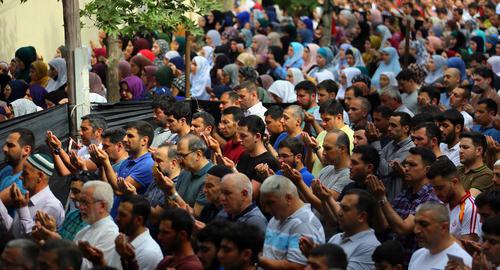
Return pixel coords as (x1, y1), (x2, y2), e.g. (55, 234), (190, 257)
(175, 36), (186, 56)
(155, 66), (174, 87)
(15, 46), (37, 83)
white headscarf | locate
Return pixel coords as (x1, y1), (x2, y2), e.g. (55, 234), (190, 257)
(11, 98), (43, 117)
(190, 56), (211, 100)
(202, 46), (215, 67)
(45, 58), (67, 93)
(314, 70), (335, 83)
(287, 68), (305, 86)
(338, 67), (361, 100)
(487, 56), (500, 76)
(268, 80), (297, 103)
(164, 50), (181, 60)
(380, 71), (398, 88)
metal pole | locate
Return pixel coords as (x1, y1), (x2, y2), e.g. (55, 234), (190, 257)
(404, 17), (410, 69)
(185, 31), (191, 99)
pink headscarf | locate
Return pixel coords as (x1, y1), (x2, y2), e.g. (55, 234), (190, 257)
(302, 43), (319, 73)
(143, 65), (158, 90)
(427, 36), (443, 53)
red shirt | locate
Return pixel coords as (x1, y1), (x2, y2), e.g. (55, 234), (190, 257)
(222, 139), (245, 164)
(156, 255), (203, 270)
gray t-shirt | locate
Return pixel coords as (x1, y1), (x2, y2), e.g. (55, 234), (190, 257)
(318, 166), (352, 193)
(328, 229), (381, 270)
(151, 127), (177, 148)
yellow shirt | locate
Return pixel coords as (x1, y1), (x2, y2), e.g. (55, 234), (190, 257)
(311, 126), (354, 177)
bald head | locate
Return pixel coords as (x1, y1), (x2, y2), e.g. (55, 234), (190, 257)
(221, 173), (253, 199)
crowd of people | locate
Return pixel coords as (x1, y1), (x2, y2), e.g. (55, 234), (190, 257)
(1, 0), (500, 269)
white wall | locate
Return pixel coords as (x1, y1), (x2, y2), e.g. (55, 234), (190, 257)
(0, 0), (99, 62)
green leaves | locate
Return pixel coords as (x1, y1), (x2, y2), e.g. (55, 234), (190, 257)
(80, 0), (221, 38)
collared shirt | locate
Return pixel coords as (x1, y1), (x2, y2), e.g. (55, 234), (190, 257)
(109, 229), (163, 270)
(176, 162), (213, 207)
(8, 186), (65, 238)
(74, 215), (122, 270)
(472, 125), (500, 142)
(372, 136), (415, 201)
(439, 142), (460, 166)
(244, 102), (267, 121)
(263, 204), (325, 265)
(216, 203), (268, 233)
(59, 209), (87, 241)
(118, 152), (154, 194)
(409, 242), (472, 270)
(392, 184), (440, 263)
(328, 229), (380, 270)
(222, 139), (245, 164)
(311, 126), (354, 177)
(448, 192), (481, 238)
(144, 176), (177, 208)
(151, 127), (177, 148)
(318, 166), (352, 194)
(401, 90), (418, 115)
(457, 165), (494, 192)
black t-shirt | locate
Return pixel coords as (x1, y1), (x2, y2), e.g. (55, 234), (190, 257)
(237, 151), (280, 183)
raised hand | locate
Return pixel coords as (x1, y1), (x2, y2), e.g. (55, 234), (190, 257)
(390, 160), (405, 177)
(366, 123), (381, 142)
(35, 210), (57, 232)
(78, 241), (105, 266)
(115, 234), (136, 261)
(117, 178), (137, 195)
(70, 150), (87, 171)
(89, 144), (109, 166)
(281, 163), (302, 185)
(303, 111), (316, 124)
(10, 184), (29, 208)
(153, 165), (176, 195)
(311, 180), (331, 201)
(365, 174), (386, 200)
(299, 236), (317, 258)
(302, 132), (318, 149)
(201, 134), (221, 153)
(46, 131), (62, 150)
(215, 152), (236, 169)
(255, 163), (274, 177)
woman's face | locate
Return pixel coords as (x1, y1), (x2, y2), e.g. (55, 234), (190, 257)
(286, 70), (294, 83)
(346, 54), (355, 66)
(317, 55), (326, 67)
(251, 39), (258, 51)
(206, 36), (213, 47)
(381, 52), (391, 64)
(141, 70), (148, 84)
(130, 62), (140, 76)
(288, 46), (294, 57)
(120, 83), (133, 100)
(3, 85), (12, 99)
(191, 60), (197, 74)
(9, 61), (16, 75)
(49, 65), (58, 79)
(398, 44), (407, 56)
(364, 40), (371, 51)
(219, 69), (230, 84)
(152, 42), (161, 56)
(126, 41), (134, 54)
(339, 49), (346, 59)
(29, 67), (37, 81)
(379, 74), (390, 88)
(55, 48), (62, 58)
(427, 59), (436, 72)
(470, 40), (477, 52)
(303, 47), (310, 61)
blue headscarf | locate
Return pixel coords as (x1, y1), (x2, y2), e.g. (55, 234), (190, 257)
(371, 47), (401, 89)
(237, 11), (250, 28)
(425, 55), (447, 85)
(283, 42), (304, 69)
(300, 16), (314, 31)
(376, 25), (392, 50)
(314, 47), (337, 79)
(447, 57), (467, 81)
(169, 56), (186, 73)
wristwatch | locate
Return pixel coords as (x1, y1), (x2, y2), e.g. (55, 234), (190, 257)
(168, 192), (179, 200)
(378, 198), (387, 207)
(312, 146), (321, 153)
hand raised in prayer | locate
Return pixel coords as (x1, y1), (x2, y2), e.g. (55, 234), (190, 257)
(301, 132), (318, 149)
(46, 131), (62, 150)
(299, 236), (317, 258)
(78, 241), (106, 266)
(472, 252), (494, 270)
(70, 150), (87, 171)
(486, 136), (500, 154)
(365, 174), (386, 200)
(255, 163), (275, 178)
(281, 163), (302, 185)
(117, 177), (137, 195)
(303, 112), (316, 124)
(201, 134), (221, 153)
(35, 210), (57, 232)
(115, 234), (136, 262)
(366, 123), (381, 142)
(153, 165), (176, 196)
(215, 152), (236, 169)
(311, 180), (332, 201)
(89, 144), (108, 166)
(194, 220), (206, 232)
(445, 260), (471, 270)
(10, 184), (29, 208)
(390, 160), (405, 177)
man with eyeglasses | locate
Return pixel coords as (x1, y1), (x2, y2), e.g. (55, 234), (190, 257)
(159, 134), (213, 219)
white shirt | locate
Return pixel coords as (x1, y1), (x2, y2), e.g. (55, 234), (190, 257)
(439, 142), (461, 166)
(74, 216), (122, 270)
(461, 111), (473, 131)
(0, 185), (65, 238)
(448, 193), (481, 238)
(78, 144), (102, 160)
(409, 242), (472, 270)
(109, 229), (163, 270)
(245, 102), (267, 121)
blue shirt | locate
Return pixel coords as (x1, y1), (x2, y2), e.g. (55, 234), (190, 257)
(117, 152), (154, 194)
(472, 125), (500, 142)
(0, 166), (26, 194)
(273, 133), (302, 151)
(277, 167), (314, 187)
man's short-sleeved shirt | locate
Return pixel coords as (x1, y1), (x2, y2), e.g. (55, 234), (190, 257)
(448, 192), (481, 238)
(176, 162), (213, 207)
(237, 152), (280, 183)
(318, 166), (352, 194)
(457, 165), (494, 192)
(328, 229), (380, 270)
(409, 242), (472, 270)
(118, 152), (155, 194)
(222, 139), (245, 164)
(263, 204), (325, 265)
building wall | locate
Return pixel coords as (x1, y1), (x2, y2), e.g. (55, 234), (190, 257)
(0, 0), (99, 62)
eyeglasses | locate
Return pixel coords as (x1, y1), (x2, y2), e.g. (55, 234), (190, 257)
(177, 150), (196, 159)
(78, 199), (103, 207)
(278, 153), (295, 159)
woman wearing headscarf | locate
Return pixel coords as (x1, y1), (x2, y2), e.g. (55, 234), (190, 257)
(302, 43), (319, 74)
(3, 80), (28, 103)
(447, 30), (467, 57)
(283, 42), (304, 69)
(89, 72), (107, 103)
(378, 71), (398, 92)
(118, 60), (132, 80)
(130, 55), (153, 77)
(210, 54), (231, 87)
(345, 48), (365, 68)
(45, 58), (67, 93)
(426, 36), (444, 55)
(411, 39), (430, 66)
(171, 36), (186, 56)
(212, 63), (237, 99)
(487, 56), (500, 76)
(169, 56), (186, 76)
(447, 57), (468, 83)
(286, 68), (305, 86)
(424, 55), (447, 85)
(371, 47), (401, 89)
(307, 46), (336, 81)
(376, 25), (392, 49)
(201, 46), (215, 67)
(338, 67), (361, 100)
(351, 21), (371, 52)
(9, 98), (42, 117)
(297, 16), (314, 44)
(206, 30), (222, 48)
(152, 39), (169, 67)
(171, 77), (186, 100)
(14, 46), (37, 83)
(132, 38), (151, 57)
(258, 74), (274, 90)
(120, 75), (145, 101)
(332, 43), (352, 71)
(267, 80), (297, 103)
(236, 52), (257, 68)
(190, 56), (211, 100)
(362, 36), (382, 75)
(26, 84), (47, 109)
(236, 11), (250, 29)
(267, 32), (282, 48)
(45, 88), (67, 108)
(152, 66), (174, 97)
(251, 34), (269, 64)
(141, 65), (159, 93)
(29, 61), (50, 89)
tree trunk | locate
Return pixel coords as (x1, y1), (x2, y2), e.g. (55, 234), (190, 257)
(320, 0), (333, 47)
(62, 0), (81, 135)
(185, 31), (191, 98)
(106, 36), (121, 103)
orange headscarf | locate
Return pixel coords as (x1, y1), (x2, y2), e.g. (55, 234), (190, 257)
(30, 60), (50, 88)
